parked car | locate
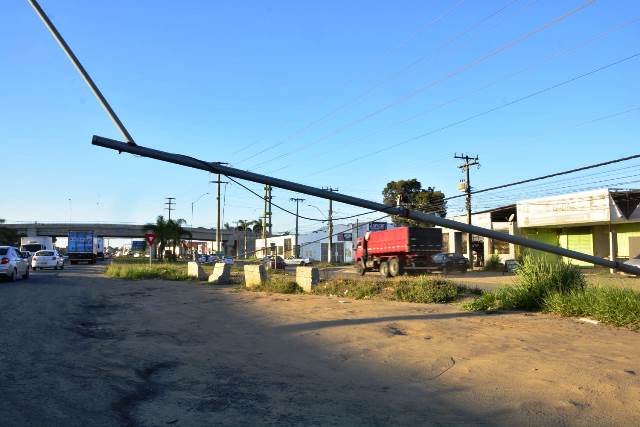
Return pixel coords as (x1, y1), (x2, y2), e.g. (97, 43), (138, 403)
(284, 256), (311, 266)
(32, 250), (65, 270)
(221, 256), (234, 265)
(262, 255), (285, 270)
(431, 253), (469, 274)
(0, 246), (30, 281)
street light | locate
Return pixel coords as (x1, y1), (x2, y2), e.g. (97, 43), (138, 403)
(191, 192), (210, 227)
(307, 204), (327, 220)
(190, 192), (210, 259)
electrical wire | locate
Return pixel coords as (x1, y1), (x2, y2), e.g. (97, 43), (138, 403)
(249, 0), (597, 170)
(288, 17), (640, 177)
(305, 52), (640, 177)
(224, 175), (386, 221)
(232, 0), (471, 166)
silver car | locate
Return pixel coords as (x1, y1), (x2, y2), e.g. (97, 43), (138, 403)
(624, 254), (640, 270)
(0, 246), (30, 281)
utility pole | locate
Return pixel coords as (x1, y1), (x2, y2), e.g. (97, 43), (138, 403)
(290, 197), (305, 257)
(266, 185), (273, 237)
(261, 184), (272, 257)
(323, 187), (339, 263)
(164, 197), (175, 220)
(210, 166), (228, 254)
(454, 153), (480, 268)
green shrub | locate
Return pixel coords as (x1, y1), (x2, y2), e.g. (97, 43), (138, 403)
(311, 276), (459, 303)
(247, 276), (303, 294)
(106, 263), (189, 280)
(312, 279), (386, 299)
(544, 287), (640, 329)
(483, 254), (504, 272)
(394, 277), (458, 303)
(465, 256), (585, 311)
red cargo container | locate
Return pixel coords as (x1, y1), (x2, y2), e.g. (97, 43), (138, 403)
(354, 226), (442, 277)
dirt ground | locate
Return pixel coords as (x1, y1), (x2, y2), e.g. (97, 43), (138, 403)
(1, 264), (639, 426)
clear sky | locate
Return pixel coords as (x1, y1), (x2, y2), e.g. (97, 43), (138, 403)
(2, 0), (639, 234)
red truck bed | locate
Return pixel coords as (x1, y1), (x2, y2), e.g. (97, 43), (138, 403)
(365, 227), (441, 255)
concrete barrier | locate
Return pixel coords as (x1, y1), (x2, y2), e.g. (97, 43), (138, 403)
(187, 262), (208, 281)
(296, 266), (319, 292)
(208, 263), (231, 284)
(244, 264), (267, 288)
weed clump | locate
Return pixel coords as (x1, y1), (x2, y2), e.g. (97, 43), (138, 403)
(106, 263), (189, 281)
(465, 256), (585, 311)
(311, 276), (460, 303)
(247, 276), (303, 294)
(465, 256), (640, 329)
(543, 287), (640, 329)
(394, 277), (458, 303)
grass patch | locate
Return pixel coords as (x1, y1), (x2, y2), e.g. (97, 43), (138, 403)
(246, 275), (303, 294)
(106, 263), (189, 280)
(465, 256), (640, 329)
(543, 287), (640, 329)
(311, 276), (460, 303)
(465, 256), (585, 311)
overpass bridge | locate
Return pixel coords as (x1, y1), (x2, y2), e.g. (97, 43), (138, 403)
(2, 222), (253, 243)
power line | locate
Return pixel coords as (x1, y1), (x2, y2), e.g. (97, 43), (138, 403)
(249, 0), (597, 171)
(225, 175), (378, 222)
(306, 52), (640, 177)
(289, 18), (640, 177)
(232, 0), (470, 166)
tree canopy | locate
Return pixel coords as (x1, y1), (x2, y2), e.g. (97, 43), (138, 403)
(382, 179), (446, 227)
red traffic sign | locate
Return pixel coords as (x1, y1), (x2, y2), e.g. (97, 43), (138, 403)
(144, 233), (158, 247)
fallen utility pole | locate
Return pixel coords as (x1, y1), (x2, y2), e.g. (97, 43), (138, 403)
(92, 135), (640, 275)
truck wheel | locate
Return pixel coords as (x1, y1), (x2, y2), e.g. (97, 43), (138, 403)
(379, 261), (391, 278)
(388, 258), (403, 277)
(355, 261), (366, 276)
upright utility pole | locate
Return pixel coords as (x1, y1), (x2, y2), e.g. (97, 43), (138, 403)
(290, 197), (305, 257)
(454, 153), (480, 268)
(210, 168), (228, 254)
(261, 185), (271, 257)
(164, 197), (175, 220)
(266, 185), (273, 237)
(323, 187), (339, 263)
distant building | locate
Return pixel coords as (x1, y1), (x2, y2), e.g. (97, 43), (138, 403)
(438, 188), (640, 267)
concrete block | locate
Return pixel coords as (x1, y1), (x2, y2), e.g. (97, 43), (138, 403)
(187, 262), (208, 281)
(208, 263), (231, 284)
(244, 264), (267, 288)
(296, 266), (319, 292)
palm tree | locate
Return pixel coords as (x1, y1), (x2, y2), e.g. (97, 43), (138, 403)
(144, 215), (170, 261)
(166, 218), (191, 260)
(251, 219), (263, 235)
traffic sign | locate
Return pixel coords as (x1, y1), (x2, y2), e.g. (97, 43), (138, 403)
(144, 233), (157, 247)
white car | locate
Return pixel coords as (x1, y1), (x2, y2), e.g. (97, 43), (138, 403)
(284, 256), (311, 266)
(32, 250), (65, 270)
(0, 246), (30, 281)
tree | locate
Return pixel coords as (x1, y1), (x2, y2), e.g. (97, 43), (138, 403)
(0, 219), (20, 246)
(251, 219), (263, 235)
(144, 215), (171, 261)
(166, 218), (191, 260)
(382, 179), (446, 227)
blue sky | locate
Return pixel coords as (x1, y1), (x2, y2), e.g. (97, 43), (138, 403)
(2, 0), (639, 233)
